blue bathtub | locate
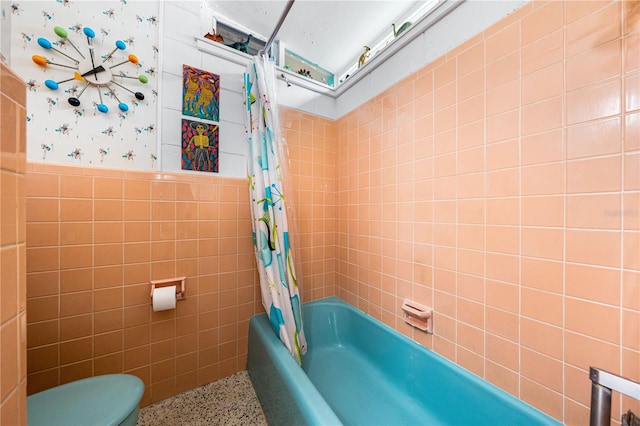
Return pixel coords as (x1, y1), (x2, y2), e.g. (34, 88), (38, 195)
(248, 296), (561, 425)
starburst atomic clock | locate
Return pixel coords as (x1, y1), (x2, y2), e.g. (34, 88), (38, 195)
(32, 25), (148, 113)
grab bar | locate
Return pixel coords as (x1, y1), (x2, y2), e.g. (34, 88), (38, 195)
(589, 367), (640, 426)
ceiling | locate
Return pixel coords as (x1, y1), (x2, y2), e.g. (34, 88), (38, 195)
(208, 0), (424, 75)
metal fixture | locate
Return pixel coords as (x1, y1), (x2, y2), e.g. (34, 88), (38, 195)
(589, 367), (640, 426)
(258, 0), (295, 58)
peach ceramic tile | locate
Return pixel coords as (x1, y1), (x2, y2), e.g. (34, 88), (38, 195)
(486, 197), (519, 226)
(457, 172), (485, 200)
(124, 200), (151, 221)
(486, 226), (519, 255)
(566, 262), (621, 306)
(486, 139), (519, 171)
(26, 172), (59, 198)
(522, 162), (564, 196)
(94, 265), (124, 289)
(625, 32), (640, 74)
(486, 21), (520, 64)
(60, 199), (92, 222)
(26, 223), (59, 248)
(95, 200), (124, 222)
(567, 40), (622, 92)
(457, 224), (484, 250)
(626, 112), (640, 152)
(457, 42), (484, 77)
(566, 79), (621, 125)
(523, 62), (564, 107)
(457, 249), (484, 277)
(434, 129), (456, 156)
(622, 309), (639, 350)
(26, 198), (58, 223)
(485, 361), (518, 397)
(457, 69), (484, 101)
(521, 1), (564, 46)
(566, 2), (621, 57)
(487, 110), (519, 144)
(60, 222), (93, 246)
(486, 168), (519, 198)
(434, 58), (456, 88)
(486, 333), (519, 371)
(457, 322), (484, 355)
(486, 279), (518, 313)
(60, 175), (92, 199)
(521, 227), (563, 261)
(487, 80), (519, 117)
(486, 52), (520, 91)
(486, 252), (519, 284)
(60, 337), (93, 365)
(566, 229), (621, 268)
(94, 244), (124, 267)
(522, 29), (564, 77)
(458, 96), (484, 127)
(457, 347), (484, 378)
(521, 378), (564, 421)
(623, 271), (640, 310)
(434, 153), (457, 178)
(26, 247), (59, 274)
(95, 222), (124, 244)
(522, 347), (564, 394)
(625, 192), (640, 231)
(566, 155), (621, 194)
(566, 117), (622, 160)
(521, 286), (563, 327)
(521, 129), (564, 167)
(521, 196), (563, 228)
(624, 231), (640, 270)
(26, 271), (59, 299)
(486, 307), (519, 342)
(434, 82), (456, 112)
(625, 152), (640, 190)
(521, 317), (563, 359)
(564, 331), (620, 372)
(94, 177), (124, 200)
(566, 297), (620, 344)
(124, 178), (151, 200)
(522, 96), (563, 136)
(59, 268), (92, 294)
(566, 194), (622, 230)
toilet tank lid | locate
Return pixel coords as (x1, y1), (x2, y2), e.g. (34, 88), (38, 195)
(27, 374), (145, 426)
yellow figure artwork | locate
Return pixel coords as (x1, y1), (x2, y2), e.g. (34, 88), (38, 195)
(181, 119), (219, 172)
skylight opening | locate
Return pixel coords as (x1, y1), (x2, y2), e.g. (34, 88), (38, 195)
(337, 0), (441, 85)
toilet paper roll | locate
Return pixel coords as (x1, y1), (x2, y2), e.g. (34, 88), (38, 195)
(152, 285), (177, 312)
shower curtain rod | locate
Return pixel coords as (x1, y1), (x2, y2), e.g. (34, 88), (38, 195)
(259, 0), (296, 57)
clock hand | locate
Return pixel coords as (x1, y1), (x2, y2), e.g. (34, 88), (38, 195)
(80, 65), (105, 78)
(83, 27), (99, 82)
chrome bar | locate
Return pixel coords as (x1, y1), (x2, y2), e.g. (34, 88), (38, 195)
(589, 367), (640, 426)
(259, 0), (295, 57)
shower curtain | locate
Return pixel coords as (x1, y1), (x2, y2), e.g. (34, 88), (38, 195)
(244, 56), (307, 364)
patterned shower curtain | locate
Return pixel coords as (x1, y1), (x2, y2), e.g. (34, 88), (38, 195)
(243, 57), (307, 364)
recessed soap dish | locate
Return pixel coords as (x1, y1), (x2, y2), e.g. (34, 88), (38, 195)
(402, 299), (433, 333)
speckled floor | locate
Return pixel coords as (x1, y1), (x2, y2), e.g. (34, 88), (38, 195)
(137, 371), (266, 426)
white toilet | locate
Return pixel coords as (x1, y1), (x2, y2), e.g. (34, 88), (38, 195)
(27, 374), (144, 426)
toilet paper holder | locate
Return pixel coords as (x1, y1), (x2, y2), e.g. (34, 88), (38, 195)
(150, 276), (186, 301)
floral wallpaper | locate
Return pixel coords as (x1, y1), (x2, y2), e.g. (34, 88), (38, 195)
(7, 0), (159, 170)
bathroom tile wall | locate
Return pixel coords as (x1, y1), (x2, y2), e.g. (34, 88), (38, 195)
(23, 106), (337, 406)
(335, 1), (639, 424)
(24, 165), (261, 405)
(0, 62), (28, 424)
(281, 108), (338, 302)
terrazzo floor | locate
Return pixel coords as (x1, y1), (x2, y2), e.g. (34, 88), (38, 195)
(137, 371), (266, 426)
